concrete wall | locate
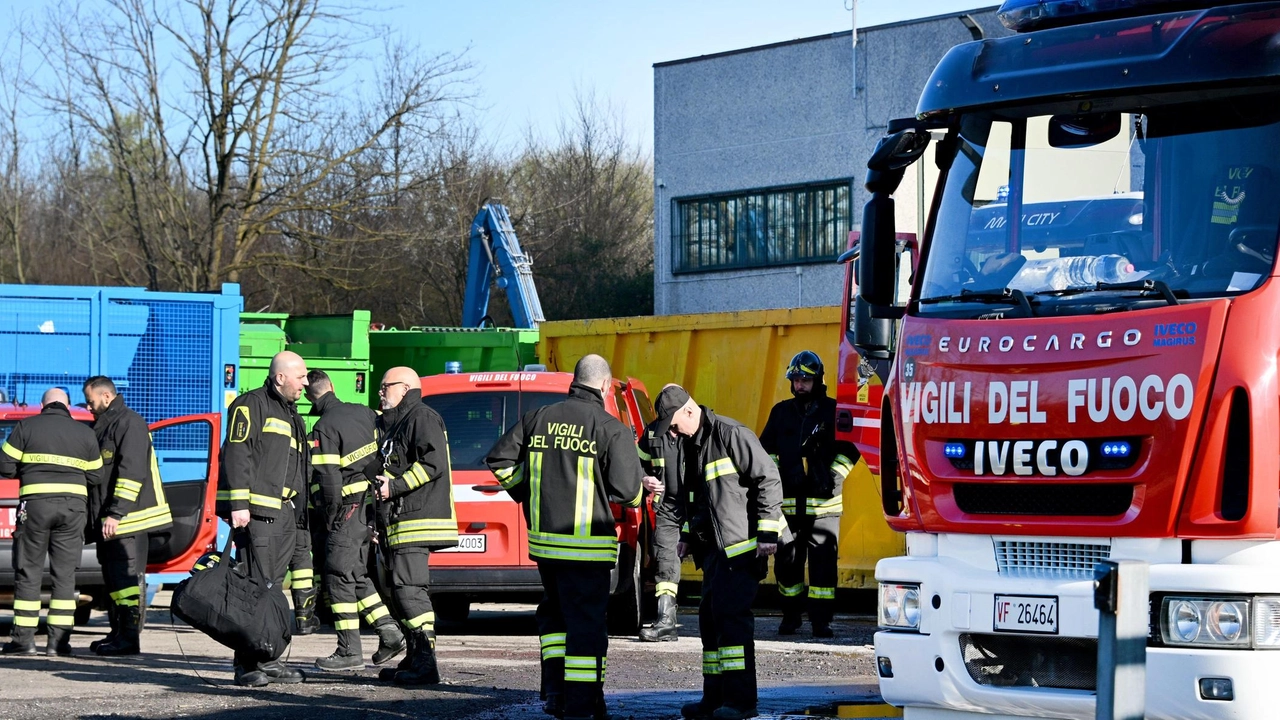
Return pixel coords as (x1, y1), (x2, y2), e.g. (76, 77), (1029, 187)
(653, 8), (1012, 315)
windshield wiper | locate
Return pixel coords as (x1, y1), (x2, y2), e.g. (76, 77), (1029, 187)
(920, 287), (1033, 316)
(1029, 279), (1179, 307)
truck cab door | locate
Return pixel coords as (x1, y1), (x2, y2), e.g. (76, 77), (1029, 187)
(145, 413), (221, 575)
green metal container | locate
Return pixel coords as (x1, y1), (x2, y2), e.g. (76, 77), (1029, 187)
(368, 326), (540, 403)
(239, 311), (372, 427)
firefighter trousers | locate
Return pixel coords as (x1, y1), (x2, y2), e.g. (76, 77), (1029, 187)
(536, 561), (611, 719)
(324, 504), (394, 654)
(232, 514), (296, 666)
(289, 511), (316, 622)
(387, 546), (435, 641)
(101, 531), (148, 611)
(698, 549), (761, 710)
(12, 497), (86, 639)
(652, 502), (682, 598)
(774, 513), (839, 625)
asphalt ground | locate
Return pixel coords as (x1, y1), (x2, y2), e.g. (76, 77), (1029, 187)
(0, 593), (885, 720)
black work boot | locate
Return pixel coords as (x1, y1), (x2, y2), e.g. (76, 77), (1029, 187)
(777, 612), (802, 635)
(96, 605), (141, 656)
(293, 588), (319, 636)
(45, 626), (73, 657)
(393, 631), (441, 685)
(811, 602), (835, 638)
(259, 657), (305, 684)
(234, 659), (269, 688)
(90, 605), (120, 653)
(639, 594), (679, 642)
(315, 629), (363, 671)
(372, 620), (406, 666)
(542, 691), (564, 719)
(3, 626), (38, 656)
(379, 627), (414, 681)
(681, 674), (723, 719)
(711, 706), (758, 720)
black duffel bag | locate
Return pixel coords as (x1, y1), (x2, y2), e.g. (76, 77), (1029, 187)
(171, 530), (292, 664)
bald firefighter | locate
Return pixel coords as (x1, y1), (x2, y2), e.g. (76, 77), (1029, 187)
(217, 351), (310, 687)
(487, 354), (644, 720)
(0, 388), (104, 655)
(373, 366), (458, 685)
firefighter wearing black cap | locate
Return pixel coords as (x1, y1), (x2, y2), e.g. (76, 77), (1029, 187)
(217, 350), (310, 687)
(637, 408), (684, 642)
(305, 370), (406, 671)
(760, 351), (855, 638)
(83, 376), (174, 656)
(652, 385), (785, 720)
(487, 354), (644, 720)
(0, 387), (103, 656)
(372, 365), (459, 686)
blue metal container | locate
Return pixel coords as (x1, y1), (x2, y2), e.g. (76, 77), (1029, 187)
(0, 283), (243, 427)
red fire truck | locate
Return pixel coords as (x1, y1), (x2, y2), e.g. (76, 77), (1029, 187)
(0, 405), (222, 620)
(845, 1), (1280, 717)
(418, 371), (655, 634)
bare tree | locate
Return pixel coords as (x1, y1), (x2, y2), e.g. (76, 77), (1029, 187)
(33, 0), (472, 293)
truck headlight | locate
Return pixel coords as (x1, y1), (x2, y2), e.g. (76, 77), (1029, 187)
(1161, 597), (1250, 648)
(1253, 597), (1280, 648)
(879, 583), (921, 630)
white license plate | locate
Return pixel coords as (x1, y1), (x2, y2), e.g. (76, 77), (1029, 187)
(436, 534), (486, 553)
(993, 594), (1058, 634)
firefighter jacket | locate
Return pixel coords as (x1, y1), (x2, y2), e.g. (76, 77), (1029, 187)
(759, 387), (856, 519)
(217, 380), (309, 521)
(377, 388), (458, 550)
(638, 419), (684, 517)
(0, 402), (104, 502)
(92, 396), (173, 537)
(679, 408), (786, 559)
(486, 383), (644, 565)
(308, 391), (379, 526)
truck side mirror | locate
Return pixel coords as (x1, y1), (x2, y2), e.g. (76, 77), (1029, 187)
(855, 127), (929, 358)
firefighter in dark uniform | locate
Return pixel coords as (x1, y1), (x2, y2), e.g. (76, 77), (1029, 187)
(83, 376), (174, 656)
(760, 351), (855, 638)
(0, 388), (103, 656)
(488, 355), (644, 720)
(217, 350), (309, 687)
(372, 365), (459, 685)
(652, 385), (785, 720)
(305, 370), (406, 671)
(637, 405), (684, 642)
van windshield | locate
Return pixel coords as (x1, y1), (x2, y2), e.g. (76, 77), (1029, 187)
(423, 392), (563, 471)
(918, 94), (1280, 317)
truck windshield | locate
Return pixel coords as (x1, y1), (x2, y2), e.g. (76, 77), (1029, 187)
(918, 94), (1280, 316)
(423, 392), (563, 471)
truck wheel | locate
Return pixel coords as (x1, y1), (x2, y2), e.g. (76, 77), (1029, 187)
(607, 549), (641, 635)
(434, 595), (471, 624)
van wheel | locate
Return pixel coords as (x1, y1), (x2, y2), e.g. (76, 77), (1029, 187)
(607, 549), (641, 635)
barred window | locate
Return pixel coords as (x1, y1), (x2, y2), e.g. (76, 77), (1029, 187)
(673, 181), (852, 273)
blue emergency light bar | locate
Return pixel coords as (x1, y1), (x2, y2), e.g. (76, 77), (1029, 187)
(944, 443), (967, 459)
(998, 0), (1233, 32)
(1101, 441), (1132, 458)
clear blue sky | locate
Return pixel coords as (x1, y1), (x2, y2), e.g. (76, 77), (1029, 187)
(2, 1), (996, 153)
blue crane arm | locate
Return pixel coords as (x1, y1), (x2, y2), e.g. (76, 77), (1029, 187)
(462, 203), (546, 329)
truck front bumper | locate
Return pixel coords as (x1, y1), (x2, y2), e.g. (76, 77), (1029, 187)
(875, 536), (1280, 720)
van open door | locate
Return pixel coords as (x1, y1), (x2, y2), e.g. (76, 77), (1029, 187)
(145, 413), (221, 576)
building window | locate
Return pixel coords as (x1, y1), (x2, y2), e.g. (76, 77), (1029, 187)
(673, 180), (852, 273)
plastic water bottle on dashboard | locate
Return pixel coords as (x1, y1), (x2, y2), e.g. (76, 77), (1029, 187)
(1051, 254), (1135, 286)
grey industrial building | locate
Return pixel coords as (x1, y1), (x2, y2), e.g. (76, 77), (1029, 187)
(652, 7), (1012, 315)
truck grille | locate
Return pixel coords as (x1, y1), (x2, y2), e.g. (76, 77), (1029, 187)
(953, 483), (1133, 516)
(959, 633), (1096, 691)
(994, 540), (1111, 580)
